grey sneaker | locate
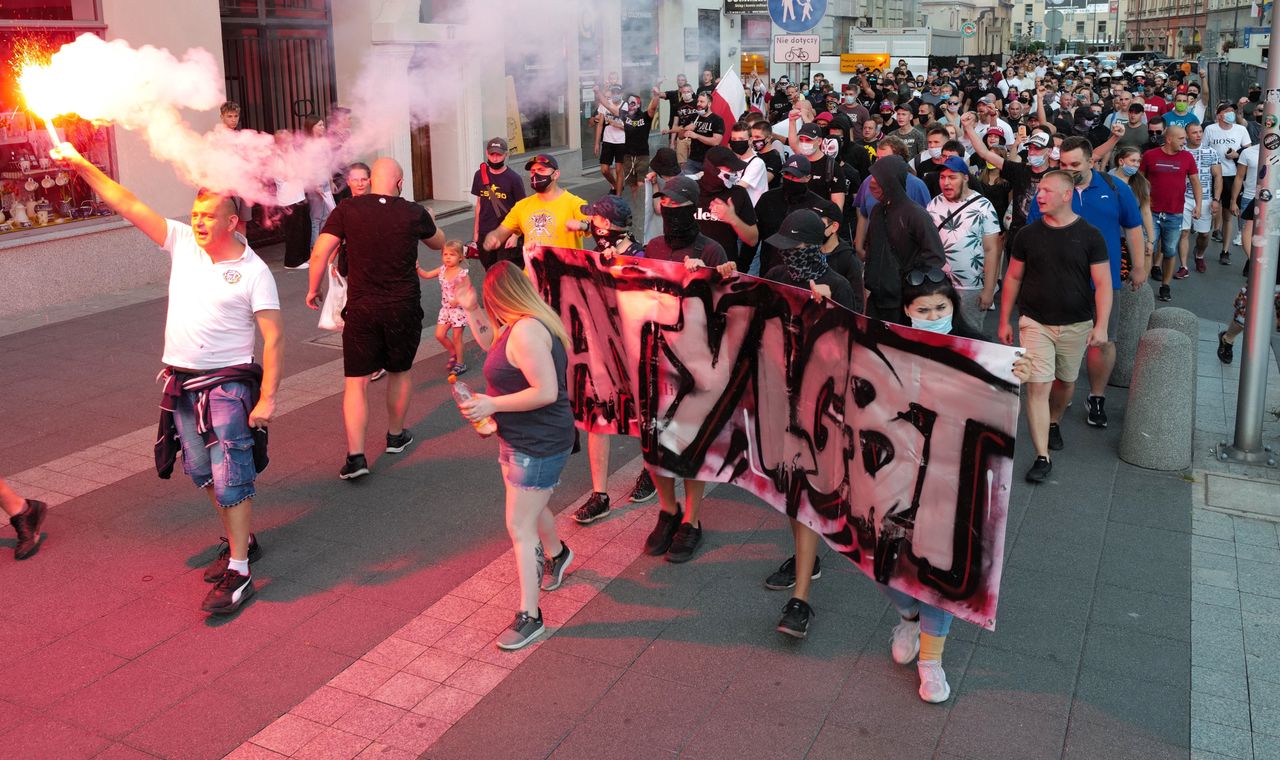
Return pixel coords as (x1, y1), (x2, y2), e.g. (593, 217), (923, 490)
(541, 543), (574, 591)
(385, 429), (414, 453)
(496, 610), (545, 650)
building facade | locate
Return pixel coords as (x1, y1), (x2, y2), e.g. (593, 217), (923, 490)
(1, 0), (949, 319)
(1013, 0), (1126, 52)
(1125, 0), (1207, 55)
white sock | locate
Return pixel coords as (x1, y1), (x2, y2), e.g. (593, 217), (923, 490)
(228, 557), (250, 576)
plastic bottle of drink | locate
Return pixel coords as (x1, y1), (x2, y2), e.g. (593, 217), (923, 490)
(449, 374), (497, 437)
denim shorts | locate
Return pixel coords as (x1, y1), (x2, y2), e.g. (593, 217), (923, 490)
(497, 443), (572, 491)
(173, 381), (257, 508)
(1153, 211), (1183, 260)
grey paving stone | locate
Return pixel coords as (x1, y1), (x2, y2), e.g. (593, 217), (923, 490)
(1195, 511), (1237, 541)
(1195, 602), (1244, 629)
(1193, 625), (1247, 675)
(1193, 718), (1255, 759)
(1254, 699), (1280, 743)
(1196, 582), (1242, 610)
(1197, 534), (1240, 558)
(937, 692), (1068, 760)
(1250, 652), (1280, 686)
(678, 694), (824, 760)
(1082, 624), (1189, 688)
(1234, 516), (1280, 549)
(1092, 584), (1190, 642)
(1195, 565), (1241, 591)
(1064, 716), (1189, 759)
(1252, 677), (1280, 709)
(1194, 666), (1251, 702)
(802, 720), (941, 760)
(1197, 550), (1242, 572)
(1237, 544), (1280, 565)
(578, 670), (716, 754)
(1194, 690), (1253, 731)
(1255, 732), (1280, 760)
(1242, 594), (1280, 619)
(1072, 667), (1189, 746)
(1239, 559), (1280, 600)
(957, 645), (1077, 716)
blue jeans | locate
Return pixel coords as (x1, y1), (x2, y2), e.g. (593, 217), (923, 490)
(879, 584), (954, 637)
(498, 443), (571, 491)
(1154, 211), (1183, 260)
(173, 381), (257, 508)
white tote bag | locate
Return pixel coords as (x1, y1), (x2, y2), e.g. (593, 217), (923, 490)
(317, 267), (347, 332)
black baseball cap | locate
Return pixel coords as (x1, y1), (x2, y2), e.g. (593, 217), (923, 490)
(798, 122), (823, 139)
(650, 147), (680, 178)
(524, 153), (558, 171)
(706, 146), (748, 171)
(765, 209), (827, 249)
(806, 197), (841, 225)
(780, 154), (811, 178)
(656, 175), (700, 205)
(581, 195), (633, 228)
(485, 137), (508, 154)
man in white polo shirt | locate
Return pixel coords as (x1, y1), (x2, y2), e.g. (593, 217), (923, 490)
(54, 141), (283, 617)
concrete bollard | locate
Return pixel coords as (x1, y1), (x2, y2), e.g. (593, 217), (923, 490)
(1148, 305), (1200, 397)
(1109, 284), (1156, 388)
(1120, 328), (1195, 471)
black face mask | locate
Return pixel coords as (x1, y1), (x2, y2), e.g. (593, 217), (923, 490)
(530, 173), (553, 192)
(729, 139), (750, 155)
(661, 204), (699, 248)
(752, 138), (768, 151)
(486, 159), (505, 170)
(592, 228), (627, 251)
(782, 178), (809, 201)
(1149, 131), (1165, 146)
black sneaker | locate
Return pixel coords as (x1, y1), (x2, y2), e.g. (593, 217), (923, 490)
(628, 470), (657, 504)
(1149, 264), (1162, 281)
(201, 569), (255, 615)
(496, 609), (545, 650)
(1218, 331), (1234, 365)
(1086, 395), (1108, 428)
(1025, 456), (1052, 484)
(1047, 423), (1064, 451)
(204, 534), (264, 582)
(541, 543), (574, 591)
(777, 597), (813, 638)
(643, 509), (682, 555)
(764, 555), (823, 590)
(1212, 229), (1223, 242)
(1220, 251), (1231, 265)
(1158, 284), (1172, 302)
(385, 429), (414, 453)
(339, 453), (370, 480)
(665, 521), (703, 564)
(11, 499), (47, 560)
(572, 492), (611, 525)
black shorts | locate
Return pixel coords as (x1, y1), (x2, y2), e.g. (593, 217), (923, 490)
(342, 304), (424, 377)
(1218, 175), (1237, 205)
(599, 141), (625, 165)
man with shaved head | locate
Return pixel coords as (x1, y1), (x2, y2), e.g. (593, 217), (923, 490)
(53, 141), (283, 616)
(308, 157), (445, 481)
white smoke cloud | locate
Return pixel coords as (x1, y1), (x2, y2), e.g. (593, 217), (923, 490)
(22, 0), (610, 208)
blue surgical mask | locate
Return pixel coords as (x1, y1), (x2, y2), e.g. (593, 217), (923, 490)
(1121, 164), (1139, 177)
(1223, 111), (1237, 124)
(911, 314), (953, 334)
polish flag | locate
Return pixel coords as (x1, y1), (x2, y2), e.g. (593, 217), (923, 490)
(711, 70), (746, 145)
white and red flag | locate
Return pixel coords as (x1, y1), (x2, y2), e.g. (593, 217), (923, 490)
(711, 70), (746, 144)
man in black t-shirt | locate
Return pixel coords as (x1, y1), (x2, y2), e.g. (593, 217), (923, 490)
(644, 176), (731, 269)
(807, 196), (864, 311)
(964, 113), (1051, 239)
(755, 155), (825, 274)
(662, 74), (691, 132)
(679, 92), (725, 172)
(310, 158), (445, 480)
(599, 89), (660, 207)
(694, 147), (759, 270)
(469, 137), (526, 269)
(998, 170), (1112, 485)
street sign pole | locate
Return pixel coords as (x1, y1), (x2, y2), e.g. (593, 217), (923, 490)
(1220, 3), (1280, 466)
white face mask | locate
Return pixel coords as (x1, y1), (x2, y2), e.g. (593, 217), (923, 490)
(926, 146), (942, 159)
(717, 168), (742, 188)
(1050, 147), (1061, 160)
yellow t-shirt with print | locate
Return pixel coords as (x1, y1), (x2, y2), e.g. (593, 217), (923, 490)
(501, 189), (589, 249)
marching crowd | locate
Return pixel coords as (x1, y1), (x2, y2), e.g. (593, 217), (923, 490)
(4, 52), (1279, 709)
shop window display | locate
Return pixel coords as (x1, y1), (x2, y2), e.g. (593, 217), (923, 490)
(0, 29), (117, 238)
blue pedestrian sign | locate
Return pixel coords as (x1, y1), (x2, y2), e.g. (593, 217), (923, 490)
(769, 0), (826, 33)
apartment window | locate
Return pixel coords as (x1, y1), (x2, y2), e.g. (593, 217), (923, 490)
(1076, 21), (1085, 34)
(1025, 3), (1033, 14)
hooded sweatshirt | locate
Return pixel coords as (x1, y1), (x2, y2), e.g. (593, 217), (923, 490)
(864, 155), (946, 319)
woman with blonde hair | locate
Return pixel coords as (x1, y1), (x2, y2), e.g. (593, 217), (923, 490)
(454, 262), (577, 650)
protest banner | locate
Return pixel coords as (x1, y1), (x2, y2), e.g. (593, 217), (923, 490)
(529, 247), (1022, 629)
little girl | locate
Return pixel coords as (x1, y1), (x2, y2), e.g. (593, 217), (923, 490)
(417, 240), (470, 374)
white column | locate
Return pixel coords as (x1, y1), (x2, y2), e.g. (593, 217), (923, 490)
(369, 42), (415, 199)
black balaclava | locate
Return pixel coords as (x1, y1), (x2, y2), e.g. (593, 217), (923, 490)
(661, 205), (699, 248)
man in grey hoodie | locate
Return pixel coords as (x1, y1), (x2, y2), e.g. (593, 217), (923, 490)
(863, 155), (947, 323)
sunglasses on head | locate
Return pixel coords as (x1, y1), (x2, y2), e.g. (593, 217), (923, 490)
(906, 268), (948, 287)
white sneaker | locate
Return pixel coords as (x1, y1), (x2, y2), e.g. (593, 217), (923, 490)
(917, 660), (951, 703)
(284, 262), (310, 270)
(890, 617), (921, 664)
(1233, 232), (1243, 246)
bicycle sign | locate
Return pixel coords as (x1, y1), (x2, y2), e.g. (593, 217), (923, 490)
(773, 34), (820, 65)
